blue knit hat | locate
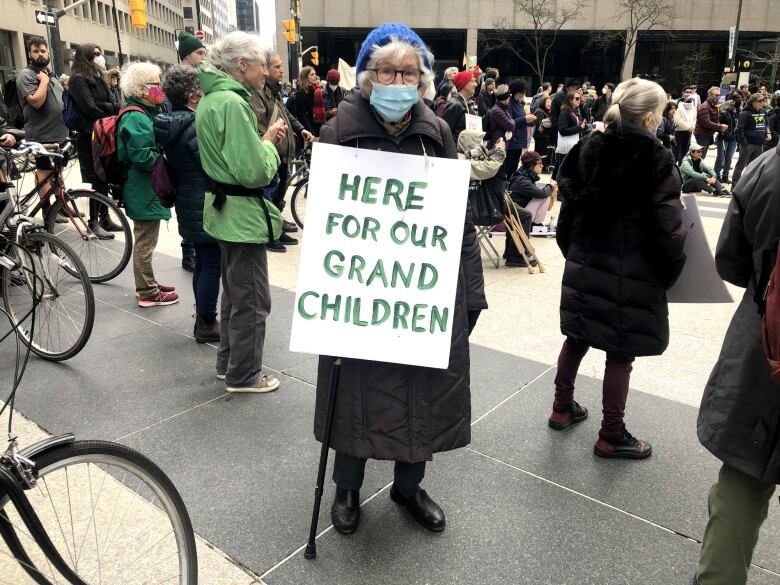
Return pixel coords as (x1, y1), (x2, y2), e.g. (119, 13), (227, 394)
(355, 23), (432, 76)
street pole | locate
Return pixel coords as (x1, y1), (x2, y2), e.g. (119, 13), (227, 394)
(110, 0), (125, 67)
(46, 1), (61, 76)
(730, 0), (744, 70)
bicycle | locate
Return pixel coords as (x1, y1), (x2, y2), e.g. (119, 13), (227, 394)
(287, 146), (312, 230)
(1, 145), (94, 361)
(0, 234), (198, 583)
(11, 141), (132, 283)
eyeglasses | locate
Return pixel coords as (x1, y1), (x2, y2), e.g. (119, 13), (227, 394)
(369, 67), (421, 86)
(94, 51), (102, 57)
(144, 82), (161, 87)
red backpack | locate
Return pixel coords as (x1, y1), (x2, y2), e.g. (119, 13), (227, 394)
(92, 105), (145, 184)
(761, 241), (780, 384)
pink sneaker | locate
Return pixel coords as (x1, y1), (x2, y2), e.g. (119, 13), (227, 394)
(138, 290), (179, 308)
(157, 284), (176, 293)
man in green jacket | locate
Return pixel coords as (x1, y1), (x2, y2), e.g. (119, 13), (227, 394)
(680, 143), (730, 198)
(195, 34), (286, 393)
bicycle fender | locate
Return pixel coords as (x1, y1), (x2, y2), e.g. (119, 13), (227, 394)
(17, 433), (75, 461)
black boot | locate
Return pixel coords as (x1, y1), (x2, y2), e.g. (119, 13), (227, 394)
(99, 210), (124, 232)
(194, 314), (220, 344)
(331, 488), (360, 534)
(88, 220), (115, 240)
(390, 486), (446, 531)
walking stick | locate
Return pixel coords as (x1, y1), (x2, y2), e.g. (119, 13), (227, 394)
(304, 357), (342, 560)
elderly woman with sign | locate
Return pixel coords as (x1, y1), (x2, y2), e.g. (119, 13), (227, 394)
(312, 23), (487, 536)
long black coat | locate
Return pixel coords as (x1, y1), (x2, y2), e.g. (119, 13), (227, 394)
(556, 130), (687, 357)
(69, 72), (118, 183)
(698, 143), (780, 484)
(153, 107), (213, 244)
(313, 91), (488, 463)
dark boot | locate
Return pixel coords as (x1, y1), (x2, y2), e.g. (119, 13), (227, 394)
(88, 221), (115, 240)
(331, 488), (360, 534)
(390, 486), (445, 531)
(594, 430), (652, 459)
(194, 314), (220, 344)
(548, 400), (589, 430)
(99, 210), (124, 232)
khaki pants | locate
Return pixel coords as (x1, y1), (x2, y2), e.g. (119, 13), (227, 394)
(132, 219), (160, 297)
(698, 464), (776, 585)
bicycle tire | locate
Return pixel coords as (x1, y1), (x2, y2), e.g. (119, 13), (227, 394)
(0, 440), (198, 585)
(1, 230), (95, 361)
(45, 190), (133, 283)
(290, 179), (308, 230)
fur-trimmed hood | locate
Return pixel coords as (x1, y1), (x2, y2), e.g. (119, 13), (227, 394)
(558, 129), (676, 208)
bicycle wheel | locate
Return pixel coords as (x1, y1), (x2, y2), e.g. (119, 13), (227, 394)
(1, 230), (95, 361)
(45, 190), (133, 283)
(0, 440), (198, 584)
(290, 179), (308, 230)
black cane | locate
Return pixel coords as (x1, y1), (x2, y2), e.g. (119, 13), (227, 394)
(304, 357), (342, 560)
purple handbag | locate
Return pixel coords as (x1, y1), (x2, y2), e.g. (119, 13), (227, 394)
(150, 152), (176, 208)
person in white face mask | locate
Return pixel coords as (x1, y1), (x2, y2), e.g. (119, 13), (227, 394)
(323, 68), (346, 119)
(591, 82), (614, 122)
(68, 43), (122, 238)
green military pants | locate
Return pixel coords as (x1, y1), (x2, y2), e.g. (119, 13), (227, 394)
(698, 464), (776, 585)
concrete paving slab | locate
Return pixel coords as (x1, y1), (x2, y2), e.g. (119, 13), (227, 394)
(118, 373), (395, 574)
(262, 448), (780, 585)
(469, 369), (780, 573)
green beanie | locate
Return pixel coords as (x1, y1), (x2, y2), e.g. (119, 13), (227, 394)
(178, 30), (205, 60)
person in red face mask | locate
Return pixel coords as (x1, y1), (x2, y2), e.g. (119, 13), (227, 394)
(117, 62), (180, 308)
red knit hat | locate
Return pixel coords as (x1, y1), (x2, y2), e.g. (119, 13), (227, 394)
(326, 69), (340, 84)
(453, 70), (475, 92)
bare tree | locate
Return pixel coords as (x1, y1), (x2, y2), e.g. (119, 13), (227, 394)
(741, 48), (780, 90)
(675, 51), (709, 90)
(588, 0), (674, 79)
(479, 0), (587, 87)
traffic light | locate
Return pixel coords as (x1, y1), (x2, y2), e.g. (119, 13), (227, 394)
(738, 58), (752, 72)
(129, 0), (147, 29)
(311, 50), (319, 66)
(282, 19), (296, 44)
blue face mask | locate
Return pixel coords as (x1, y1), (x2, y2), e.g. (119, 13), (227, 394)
(369, 83), (419, 122)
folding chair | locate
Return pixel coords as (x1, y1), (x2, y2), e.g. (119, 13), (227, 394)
(476, 224), (502, 269)
(503, 192), (545, 274)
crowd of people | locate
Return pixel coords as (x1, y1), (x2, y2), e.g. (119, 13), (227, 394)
(1, 23), (778, 585)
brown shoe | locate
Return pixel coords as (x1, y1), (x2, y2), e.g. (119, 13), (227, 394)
(594, 430), (652, 459)
(548, 400), (588, 430)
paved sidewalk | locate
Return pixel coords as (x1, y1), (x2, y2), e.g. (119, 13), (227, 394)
(1, 162), (778, 584)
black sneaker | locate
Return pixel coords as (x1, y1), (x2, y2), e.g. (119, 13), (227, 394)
(279, 233), (298, 245)
(181, 256), (196, 272)
(267, 240), (286, 253)
(594, 430), (652, 459)
(720, 177), (731, 184)
(282, 219), (299, 233)
(548, 400), (589, 430)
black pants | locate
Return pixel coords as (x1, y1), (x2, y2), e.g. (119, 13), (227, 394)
(333, 452), (425, 497)
(273, 162), (289, 211)
(682, 178), (722, 194)
(732, 143), (764, 188)
(504, 201), (533, 263)
(674, 131), (691, 164)
(502, 149), (522, 179)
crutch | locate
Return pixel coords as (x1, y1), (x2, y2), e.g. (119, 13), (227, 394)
(304, 357), (342, 560)
(504, 192), (546, 273)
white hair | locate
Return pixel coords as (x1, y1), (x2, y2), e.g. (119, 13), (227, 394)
(210, 31), (267, 74)
(603, 78), (667, 132)
(356, 39), (435, 97)
(120, 62), (161, 98)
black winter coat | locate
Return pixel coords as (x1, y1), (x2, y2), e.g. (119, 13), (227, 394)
(313, 91), (488, 463)
(290, 88), (321, 135)
(442, 93), (472, 143)
(69, 72), (118, 183)
(508, 168), (553, 207)
(698, 142), (780, 484)
(556, 130), (687, 357)
(476, 91), (495, 117)
(153, 107), (214, 244)
(558, 110), (584, 137)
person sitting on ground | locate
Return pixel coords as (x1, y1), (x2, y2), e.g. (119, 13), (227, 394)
(484, 84), (514, 148)
(680, 142), (729, 197)
(476, 77), (496, 116)
(509, 150), (557, 236)
(196, 31), (287, 393)
(154, 65), (221, 343)
(117, 62), (179, 308)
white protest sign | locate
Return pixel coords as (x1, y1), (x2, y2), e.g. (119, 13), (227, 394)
(289, 142), (471, 369)
(465, 113), (483, 132)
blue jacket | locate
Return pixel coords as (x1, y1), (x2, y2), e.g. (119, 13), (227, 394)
(153, 106), (214, 244)
(508, 97), (529, 151)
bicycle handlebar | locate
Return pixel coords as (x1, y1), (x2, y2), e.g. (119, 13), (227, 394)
(3, 140), (73, 160)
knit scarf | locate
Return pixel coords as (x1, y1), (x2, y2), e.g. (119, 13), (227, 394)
(312, 86), (326, 124)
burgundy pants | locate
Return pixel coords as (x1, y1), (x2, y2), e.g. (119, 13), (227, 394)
(553, 338), (635, 438)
